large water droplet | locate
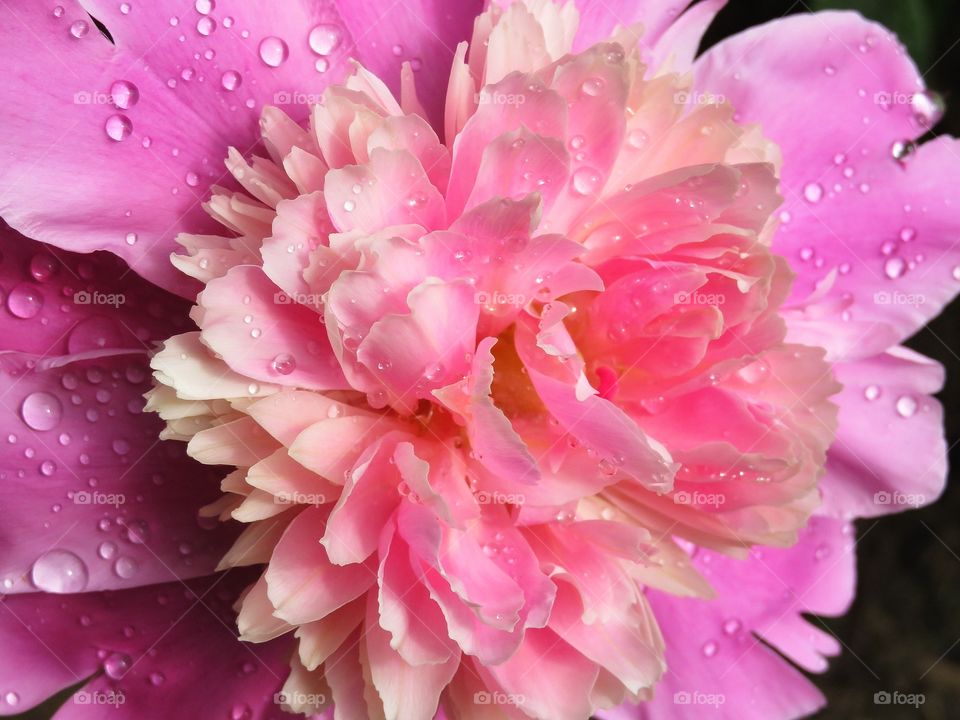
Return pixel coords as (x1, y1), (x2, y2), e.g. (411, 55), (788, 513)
(21, 392), (63, 431)
(31, 550), (88, 593)
(912, 89), (945, 128)
(105, 114), (133, 142)
(258, 36), (289, 67)
(271, 353), (296, 375)
(69, 20), (89, 38)
(895, 395), (918, 418)
(196, 15), (216, 36)
(110, 80), (139, 110)
(883, 256), (906, 279)
(308, 24), (341, 56)
(571, 167), (602, 196)
(7, 283), (43, 318)
(220, 70), (242, 91)
(114, 556), (139, 579)
(103, 652), (131, 679)
(195, 0), (214, 13)
(803, 182), (824, 204)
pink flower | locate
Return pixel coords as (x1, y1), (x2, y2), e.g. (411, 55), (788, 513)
(0, 1), (954, 719)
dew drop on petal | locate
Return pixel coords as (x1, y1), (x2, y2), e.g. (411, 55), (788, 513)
(195, 0), (214, 13)
(258, 36), (289, 67)
(883, 256), (906, 279)
(803, 182), (823, 204)
(571, 167), (602, 196)
(114, 556), (139, 579)
(31, 550), (88, 593)
(110, 80), (139, 110)
(895, 395), (918, 418)
(69, 20), (89, 38)
(912, 89), (945, 127)
(864, 385), (880, 401)
(103, 652), (131, 679)
(221, 70), (242, 91)
(308, 24), (341, 56)
(196, 15), (216, 36)
(271, 353), (296, 375)
(7, 283), (43, 319)
(105, 114), (133, 142)
(21, 392), (62, 431)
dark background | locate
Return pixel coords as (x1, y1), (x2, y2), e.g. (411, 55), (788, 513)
(703, 1), (960, 718)
(14, 0), (960, 718)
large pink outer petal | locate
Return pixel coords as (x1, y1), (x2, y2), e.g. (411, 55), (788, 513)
(0, 351), (236, 594)
(0, 0), (479, 297)
(601, 517), (854, 720)
(694, 11), (960, 343)
(0, 226), (236, 594)
(0, 224), (193, 355)
(0, 571), (293, 719)
(822, 346), (947, 517)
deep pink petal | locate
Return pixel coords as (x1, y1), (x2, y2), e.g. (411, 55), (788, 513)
(695, 11), (960, 344)
(0, 351), (235, 594)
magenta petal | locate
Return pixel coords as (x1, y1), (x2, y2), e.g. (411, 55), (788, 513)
(695, 11), (960, 343)
(0, 350), (236, 595)
(572, 0), (696, 51)
(821, 346), (947, 517)
(602, 517), (853, 720)
(0, 0), (354, 296)
(0, 224), (192, 354)
(0, 571), (292, 719)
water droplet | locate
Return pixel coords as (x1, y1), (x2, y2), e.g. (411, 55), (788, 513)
(31, 550), (88, 593)
(309, 24), (341, 56)
(119, 2), (131, 14)
(110, 80), (139, 109)
(98, 541), (117, 560)
(258, 36), (289, 67)
(196, 15), (216, 36)
(864, 385), (880, 401)
(701, 640), (718, 658)
(195, 0), (214, 13)
(883, 256), (906, 279)
(3, 692), (19, 707)
(150, 672), (165, 686)
(895, 395), (918, 417)
(103, 652), (131, 679)
(571, 167), (602, 196)
(21, 392), (62, 431)
(105, 114), (133, 142)
(114, 556), (139, 579)
(899, 227), (916, 243)
(803, 182), (824, 204)
(722, 619), (742, 635)
(314, 57), (329, 73)
(912, 89), (945, 127)
(271, 353), (296, 375)
(580, 77), (605, 96)
(220, 70), (242, 91)
(69, 20), (89, 38)
(29, 254), (57, 281)
(7, 283), (43, 318)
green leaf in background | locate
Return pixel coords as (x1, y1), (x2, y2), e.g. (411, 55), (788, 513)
(809, 0), (935, 68)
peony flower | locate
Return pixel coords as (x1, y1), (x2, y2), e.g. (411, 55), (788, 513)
(0, 1), (955, 719)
